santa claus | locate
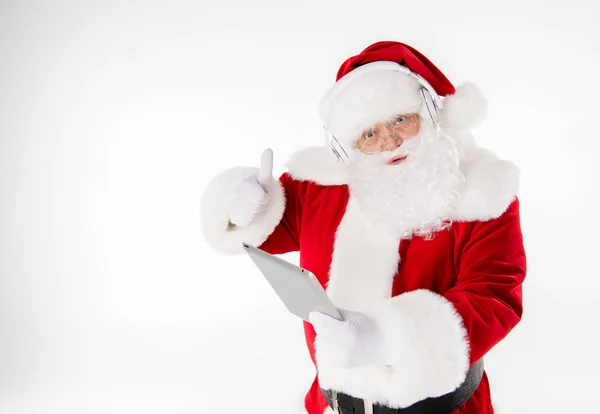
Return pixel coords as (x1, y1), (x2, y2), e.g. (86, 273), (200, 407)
(200, 41), (526, 414)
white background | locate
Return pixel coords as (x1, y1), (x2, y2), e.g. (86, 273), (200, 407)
(1, 0), (599, 413)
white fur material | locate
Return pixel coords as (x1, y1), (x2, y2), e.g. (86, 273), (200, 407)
(451, 147), (520, 222)
(320, 69), (423, 149)
(286, 145), (518, 223)
(200, 166), (285, 254)
(285, 147), (348, 186)
(439, 83), (488, 131)
(326, 197), (400, 310)
(373, 290), (469, 402)
(285, 146), (347, 186)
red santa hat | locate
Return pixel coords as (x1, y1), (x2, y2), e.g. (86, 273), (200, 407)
(318, 41), (487, 149)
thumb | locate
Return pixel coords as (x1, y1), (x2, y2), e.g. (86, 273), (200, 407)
(258, 148), (273, 190)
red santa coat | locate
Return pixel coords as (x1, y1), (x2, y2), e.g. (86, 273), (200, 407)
(201, 144), (526, 414)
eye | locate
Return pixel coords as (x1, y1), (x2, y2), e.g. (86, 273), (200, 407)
(395, 116), (405, 124)
(365, 131), (375, 140)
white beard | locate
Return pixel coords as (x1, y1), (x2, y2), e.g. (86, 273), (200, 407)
(346, 122), (465, 239)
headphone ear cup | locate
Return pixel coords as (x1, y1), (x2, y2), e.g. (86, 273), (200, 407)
(421, 88), (438, 124)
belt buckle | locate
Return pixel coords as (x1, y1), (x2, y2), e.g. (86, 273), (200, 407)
(331, 391), (374, 414)
(364, 398), (374, 414)
(331, 390), (340, 413)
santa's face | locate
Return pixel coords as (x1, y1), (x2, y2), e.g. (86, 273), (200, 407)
(346, 113), (464, 239)
(353, 112), (422, 157)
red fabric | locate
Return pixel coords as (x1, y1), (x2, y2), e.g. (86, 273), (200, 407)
(259, 173), (526, 414)
(336, 41), (456, 96)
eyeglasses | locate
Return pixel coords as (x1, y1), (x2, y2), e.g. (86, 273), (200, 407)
(355, 113), (421, 154)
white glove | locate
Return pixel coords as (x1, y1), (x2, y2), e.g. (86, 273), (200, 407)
(228, 148), (274, 228)
(309, 309), (386, 369)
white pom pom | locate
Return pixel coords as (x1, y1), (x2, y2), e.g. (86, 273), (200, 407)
(439, 82), (488, 131)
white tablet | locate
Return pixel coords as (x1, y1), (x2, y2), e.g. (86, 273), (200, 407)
(242, 243), (344, 322)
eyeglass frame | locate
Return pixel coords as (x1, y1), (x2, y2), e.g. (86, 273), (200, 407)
(354, 112), (421, 154)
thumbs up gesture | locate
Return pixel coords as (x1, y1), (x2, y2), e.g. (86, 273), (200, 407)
(228, 149), (274, 228)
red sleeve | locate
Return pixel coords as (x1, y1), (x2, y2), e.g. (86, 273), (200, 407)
(258, 172), (305, 255)
(445, 198), (526, 364)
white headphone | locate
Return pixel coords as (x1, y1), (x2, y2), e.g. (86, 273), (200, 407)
(318, 61), (443, 164)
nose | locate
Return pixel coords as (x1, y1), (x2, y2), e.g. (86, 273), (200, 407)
(382, 137), (401, 151)
(381, 124), (395, 137)
(380, 124), (402, 151)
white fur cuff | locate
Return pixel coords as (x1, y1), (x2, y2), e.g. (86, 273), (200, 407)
(315, 290), (471, 408)
(370, 289), (470, 404)
(200, 166), (286, 254)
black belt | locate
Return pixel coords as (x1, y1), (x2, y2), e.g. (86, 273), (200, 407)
(321, 359), (484, 414)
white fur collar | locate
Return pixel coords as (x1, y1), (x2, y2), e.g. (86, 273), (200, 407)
(285, 146), (349, 186)
(284, 145), (519, 222)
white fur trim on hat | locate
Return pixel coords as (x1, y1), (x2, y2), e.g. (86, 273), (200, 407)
(200, 166), (285, 255)
(319, 62), (425, 148)
(439, 82), (488, 131)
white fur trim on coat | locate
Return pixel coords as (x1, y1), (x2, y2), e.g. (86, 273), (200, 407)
(450, 147), (520, 222)
(285, 147), (348, 186)
(200, 166), (285, 254)
(286, 146), (518, 222)
(374, 290), (469, 404)
(317, 290), (469, 408)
